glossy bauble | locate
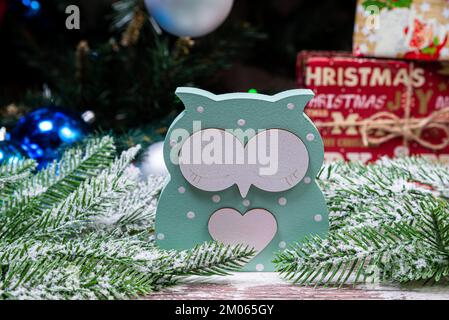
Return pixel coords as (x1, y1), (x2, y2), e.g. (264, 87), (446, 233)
(12, 107), (90, 166)
(144, 0), (234, 37)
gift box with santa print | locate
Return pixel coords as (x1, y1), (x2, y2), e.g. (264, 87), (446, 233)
(297, 51), (449, 163)
(353, 0), (449, 61)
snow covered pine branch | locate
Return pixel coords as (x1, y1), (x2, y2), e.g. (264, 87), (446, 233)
(0, 136), (254, 300)
(1, 135), (448, 299)
(275, 158), (449, 286)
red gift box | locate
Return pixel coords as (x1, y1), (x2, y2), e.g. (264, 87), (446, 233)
(297, 51), (449, 163)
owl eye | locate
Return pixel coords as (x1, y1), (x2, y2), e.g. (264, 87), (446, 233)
(178, 128), (310, 197)
(179, 129), (241, 192)
(249, 129), (309, 193)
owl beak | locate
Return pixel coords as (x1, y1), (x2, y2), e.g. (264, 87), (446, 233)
(237, 181), (251, 198)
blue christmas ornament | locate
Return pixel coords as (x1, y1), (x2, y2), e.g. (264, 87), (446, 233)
(0, 127), (26, 164)
(0, 141), (27, 164)
(20, 0), (41, 17)
(11, 107), (90, 166)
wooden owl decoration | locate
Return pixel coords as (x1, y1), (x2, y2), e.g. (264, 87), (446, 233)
(155, 87), (328, 271)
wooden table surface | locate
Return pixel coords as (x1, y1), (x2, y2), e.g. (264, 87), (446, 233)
(147, 273), (449, 300)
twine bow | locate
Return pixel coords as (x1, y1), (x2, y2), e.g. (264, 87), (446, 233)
(360, 108), (449, 151)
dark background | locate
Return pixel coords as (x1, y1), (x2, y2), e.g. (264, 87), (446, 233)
(219, 0), (356, 90)
(0, 0), (357, 130)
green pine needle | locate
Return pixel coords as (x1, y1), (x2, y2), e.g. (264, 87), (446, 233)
(0, 136), (254, 300)
(275, 158), (449, 286)
(3, 135), (449, 298)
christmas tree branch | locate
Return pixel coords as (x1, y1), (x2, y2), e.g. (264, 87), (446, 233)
(276, 157), (449, 286)
(0, 135), (255, 300)
(1, 136), (115, 217)
(0, 160), (36, 194)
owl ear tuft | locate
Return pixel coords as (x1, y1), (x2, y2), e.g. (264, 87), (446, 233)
(273, 89), (314, 112)
(176, 87), (217, 111)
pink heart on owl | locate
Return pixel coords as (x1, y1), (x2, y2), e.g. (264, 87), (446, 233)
(208, 208), (278, 253)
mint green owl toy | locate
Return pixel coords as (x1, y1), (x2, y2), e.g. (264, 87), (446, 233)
(155, 87), (328, 271)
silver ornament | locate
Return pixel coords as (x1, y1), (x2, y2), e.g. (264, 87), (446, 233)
(144, 0), (234, 37)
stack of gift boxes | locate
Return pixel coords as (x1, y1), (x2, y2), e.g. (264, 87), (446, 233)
(298, 0), (449, 163)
